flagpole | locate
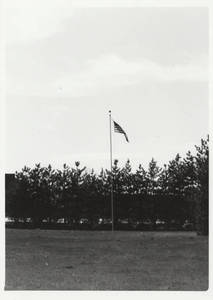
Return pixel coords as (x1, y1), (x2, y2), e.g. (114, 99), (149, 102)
(109, 110), (114, 232)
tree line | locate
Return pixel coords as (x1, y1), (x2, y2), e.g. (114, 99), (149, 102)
(6, 136), (209, 234)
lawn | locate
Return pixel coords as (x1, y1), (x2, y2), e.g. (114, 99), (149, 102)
(5, 229), (208, 290)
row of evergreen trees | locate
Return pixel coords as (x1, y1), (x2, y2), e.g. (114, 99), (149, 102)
(6, 136), (209, 234)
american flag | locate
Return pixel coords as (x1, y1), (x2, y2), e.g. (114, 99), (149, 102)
(113, 121), (129, 142)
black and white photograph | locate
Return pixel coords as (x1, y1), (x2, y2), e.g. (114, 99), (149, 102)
(1, 0), (210, 293)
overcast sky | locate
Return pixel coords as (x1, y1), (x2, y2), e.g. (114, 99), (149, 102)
(5, 1), (209, 173)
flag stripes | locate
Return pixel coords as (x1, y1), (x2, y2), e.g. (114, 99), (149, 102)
(113, 121), (129, 142)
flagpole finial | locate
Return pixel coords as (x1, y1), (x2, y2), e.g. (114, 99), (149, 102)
(109, 110), (111, 114)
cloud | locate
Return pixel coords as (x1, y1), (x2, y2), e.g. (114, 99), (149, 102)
(5, 5), (208, 97)
(4, 0), (74, 44)
(7, 52), (208, 97)
(54, 54), (208, 97)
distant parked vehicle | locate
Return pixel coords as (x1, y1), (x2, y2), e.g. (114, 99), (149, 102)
(117, 218), (129, 225)
(78, 218), (92, 229)
(129, 219), (140, 229)
(56, 218), (66, 224)
(5, 217), (33, 228)
(5, 217), (15, 224)
(98, 218), (103, 225)
(143, 219), (153, 225)
(155, 219), (166, 225)
(117, 218), (131, 230)
(142, 219), (154, 230)
(182, 220), (194, 231)
(79, 218), (90, 225)
(26, 218), (33, 223)
(102, 218), (112, 225)
(17, 218), (25, 223)
(42, 219), (48, 223)
(97, 218), (112, 229)
(155, 219), (167, 230)
(169, 219), (182, 230)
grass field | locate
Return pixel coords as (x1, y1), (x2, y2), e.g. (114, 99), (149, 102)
(5, 229), (208, 290)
